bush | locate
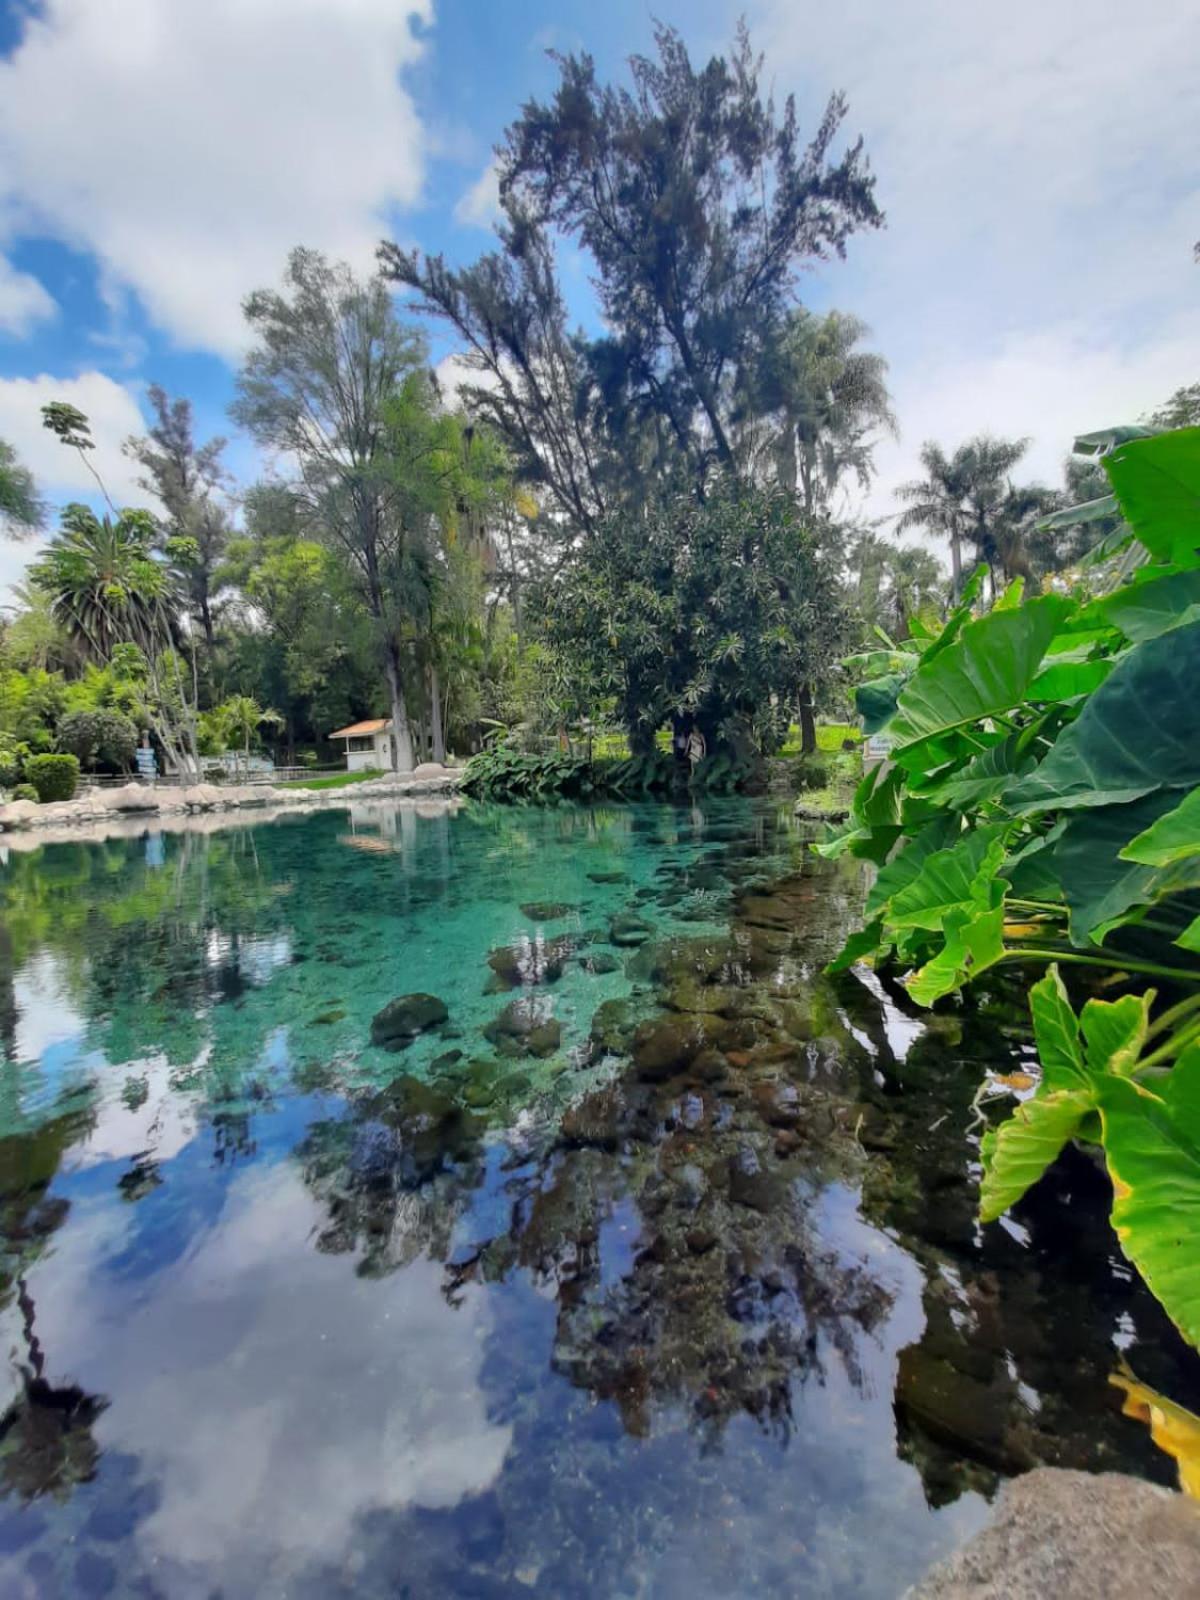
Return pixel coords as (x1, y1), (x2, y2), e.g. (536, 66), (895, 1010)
(0, 734), (26, 789)
(24, 752), (80, 803)
(11, 783), (38, 803)
(56, 708), (138, 773)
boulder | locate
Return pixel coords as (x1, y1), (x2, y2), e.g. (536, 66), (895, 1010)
(906, 1467), (1200, 1598)
(0, 798), (40, 829)
(369, 992), (449, 1048)
(413, 762), (450, 779)
(101, 782), (159, 812)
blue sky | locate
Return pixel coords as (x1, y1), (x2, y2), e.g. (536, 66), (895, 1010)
(0, 0), (1196, 595)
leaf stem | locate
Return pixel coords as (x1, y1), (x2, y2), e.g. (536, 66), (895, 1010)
(1002, 946), (1200, 984)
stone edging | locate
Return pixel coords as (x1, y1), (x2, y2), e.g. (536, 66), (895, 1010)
(0, 767), (464, 837)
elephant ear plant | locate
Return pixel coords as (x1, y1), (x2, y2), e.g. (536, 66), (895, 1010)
(820, 424), (1200, 1348)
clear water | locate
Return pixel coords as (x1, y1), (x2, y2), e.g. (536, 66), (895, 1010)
(0, 796), (1196, 1599)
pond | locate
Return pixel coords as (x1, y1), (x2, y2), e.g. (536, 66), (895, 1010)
(0, 796), (1196, 1599)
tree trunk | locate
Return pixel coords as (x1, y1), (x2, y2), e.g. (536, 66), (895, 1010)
(430, 666), (446, 764)
(798, 684), (817, 756)
(383, 643), (414, 773)
(949, 533), (963, 601)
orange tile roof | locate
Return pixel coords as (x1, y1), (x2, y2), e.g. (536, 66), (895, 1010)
(328, 718), (390, 739)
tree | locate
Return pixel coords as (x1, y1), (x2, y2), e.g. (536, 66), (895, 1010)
(894, 435), (1032, 599)
(125, 386), (235, 651)
(1147, 382), (1200, 429)
(56, 708), (138, 773)
(29, 505), (175, 663)
(0, 439), (44, 536)
(207, 694), (284, 776)
(233, 249), (431, 771)
(848, 532), (945, 640)
(535, 482), (848, 758)
(29, 507), (199, 774)
(383, 23), (882, 519)
(739, 309), (896, 515)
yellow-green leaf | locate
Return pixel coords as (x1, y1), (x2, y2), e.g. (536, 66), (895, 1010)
(980, 1089), (1094, 1221)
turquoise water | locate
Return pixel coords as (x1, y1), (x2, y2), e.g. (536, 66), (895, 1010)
(0, 797), (1196, 1598)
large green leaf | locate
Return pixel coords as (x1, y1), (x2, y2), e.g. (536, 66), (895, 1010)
(1009, 621), (1200, 813)
(887, 596), (1072, 752)
(886, 825), (1008, 932)
(855, 672), (908, 733)
(1122, 787), (1200, 867)
(1089, 568), (1200, 644)
(1081, 992), (1152, 1079)
(1054, 791), (1200, 944)
(1099, 1068), (1200, 1349)
(925, 735), (1034, 812)
(980, 1089), (1094, 1221)
(1026, 658), (1113, 701)
(1103, 428), (1200, 568)
(905, 903), (1006, 1005)
(864, 813), (960, 921)
(1028, 965), (1087, 1092)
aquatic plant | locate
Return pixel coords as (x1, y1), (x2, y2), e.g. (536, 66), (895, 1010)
(821, 424), (1200, 1348)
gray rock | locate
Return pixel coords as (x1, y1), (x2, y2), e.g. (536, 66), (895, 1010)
(906, 1467), (1200, 1599)
(369, 992), (449, 1047)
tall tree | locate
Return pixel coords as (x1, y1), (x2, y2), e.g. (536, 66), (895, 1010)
(894, 435), (1032, 599)
(0, 440), (44, 536)
(233, 249), (429, 770)
(536, 482), (848, 758)
(125, 386), (234, 651)
(383, 23), (882, 519)
(739, 309), (896, 515)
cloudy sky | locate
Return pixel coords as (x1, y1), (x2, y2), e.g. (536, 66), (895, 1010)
(0, 0), (1195, 594)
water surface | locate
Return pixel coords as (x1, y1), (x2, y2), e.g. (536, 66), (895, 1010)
(0, 798), (1196, 1598)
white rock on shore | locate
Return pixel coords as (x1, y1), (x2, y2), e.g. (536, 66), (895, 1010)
(0, 767), (463, 835)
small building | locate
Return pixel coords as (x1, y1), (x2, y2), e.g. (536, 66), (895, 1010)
(328, 718), (394, 773)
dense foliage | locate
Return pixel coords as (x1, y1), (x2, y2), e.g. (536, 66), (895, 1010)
(56, 708), (138, 773)
(823, 424), (1200, 1347)
(24, 752), (80, 803)
(536, 484), (848, 757)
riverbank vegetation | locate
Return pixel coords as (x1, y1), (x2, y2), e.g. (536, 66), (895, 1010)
(824, 423), (1200, 1349)
(0, 19), (1198, 1359)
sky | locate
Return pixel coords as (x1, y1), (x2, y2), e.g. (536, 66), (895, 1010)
(0, 0), (1196, 597)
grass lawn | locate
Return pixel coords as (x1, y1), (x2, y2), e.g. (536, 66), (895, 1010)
(590, 721), (862, 762)
(280, 768), (386, 791)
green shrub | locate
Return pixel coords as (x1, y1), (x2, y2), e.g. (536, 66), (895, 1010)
(0, 734), (26, 789)
(11, 783), (38, 804)
(56, 708), (138, 773)
(24, 752), (80, 803)
(793, 755), (830, 792)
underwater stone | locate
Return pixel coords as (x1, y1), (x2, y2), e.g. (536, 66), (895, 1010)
(520, 901), (576, 921)
(609, 913), (655, 947)
(577, 950), (621, 975)
(369, 993), (448, 1047)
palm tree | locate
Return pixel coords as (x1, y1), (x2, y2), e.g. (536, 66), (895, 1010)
(219, 695), (284, 776)
(744, 310), (897, 516)
(894, 435), (1031, 599)
(29, 504), (176, 662)
(0, 438), (44, 536)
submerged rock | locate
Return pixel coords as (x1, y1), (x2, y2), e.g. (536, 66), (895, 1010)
(586, 869), (628, 884)
(609, 913), (655, 948)
(577, 950), (621, 976)
(369, 993), (448, 1048)
(485, 935), (576, 991)
(520, 901), (576, 922)
(484, 997), (563, 1059)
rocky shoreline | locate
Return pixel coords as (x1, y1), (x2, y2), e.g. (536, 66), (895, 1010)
(0, 765), (464, 846)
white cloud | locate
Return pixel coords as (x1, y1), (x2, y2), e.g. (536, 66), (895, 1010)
(0, 370), (151, 509)
(750, 0), (1200, 512)
(0, 371), (158, 594)
(454, 158), (502, 229)
(0, 253), (55, 336)
(0, 0), (433, 358)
